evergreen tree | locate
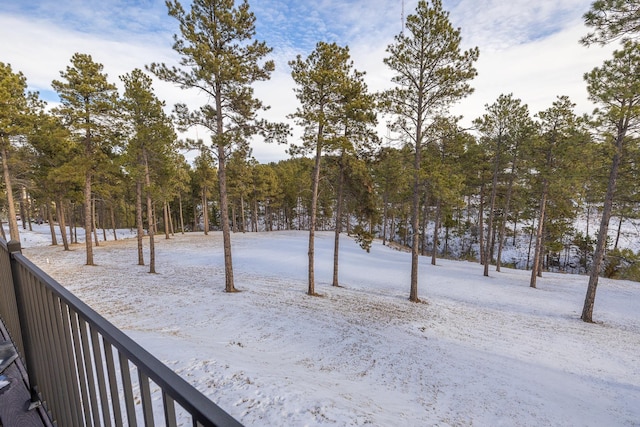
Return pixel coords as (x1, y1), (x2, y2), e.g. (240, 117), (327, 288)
(581, 0), (640, 45)
(383, 0), (478, 301)
(371, 145), (413, 247)
(289, 41), (360, 295)
(474, 94), (532, 275)
(149, 0), (283, 292)
(330, 58), (377, 287)
(0, 62), (40, 241)
(51, 53), (119, 265)
(121, 68), (177, 273)
(29, 111), (74, 249)
(527, 97), (585, 288)
(582, 41), (640, 322)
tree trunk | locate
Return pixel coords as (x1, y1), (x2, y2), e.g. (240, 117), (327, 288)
(178, 193), (185, 234)
(530, 180), (548, 288)
(431, 200), (441, 266)
(240, 195), (246, 233)
(217, 143), (236, 292)
(168, 201), (175, 236)
(231, 203), (237, 232)
(382, 194), (389, 246)
(163, 201), (170, 239)
(614, 214), (623, 250)
(496, 163), (517, 272)
(92, 198), (99, 247)
(332, 151), (346, 287)
(478, 183), (485, 266)
(421, 201), (429, 257)
(19, 187), (28, 231)
(57, 199), (69, 251)
(84, 171), (94, 265)
(582, 128), (625, 322)
(136, 179), (145, 265)
(2, 140), (20, 242)
(110, 204), (117, 241)
(144, 151), (156, 274)
(202, 188), (209, 235)
(484, 142), (501, 277)
(47, 202), (58, 245)
(409, 139), (422, 302)
(308, 127), (323, 296)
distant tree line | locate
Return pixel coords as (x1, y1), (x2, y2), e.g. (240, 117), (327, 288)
(1, 0), (639, 323)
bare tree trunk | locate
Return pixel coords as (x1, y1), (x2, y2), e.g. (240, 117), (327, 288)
(136, 179), (144, 265)
(478, 184), (485, 266)
(231, 203), (237, 232)
(163, 201), (170, 239)
(421, 201), (429, 257)
(92, 198), (99, 247)
(57, 199), (69, 251)
(20, 186), (28, 231)
(240, 195), (246, 233)
(382, 194), (388, 246)
(496, 169), (517, 272)
(308, 130), (323, 296)
(582, 129), (625, 322)
(409, 142), (422, 302)
(47, 202), (58, 245)
(144, 151), (156, 274)
(484, 146), (501, 277)
(168, 201), (175, 236)
(84, 171), (94, 265)
(614, 214), (623, 250)
(178, 194), (185, 234)
(217, 143), (236, 292)
(332, 152), (345, 287)
(2, 140), (20, 242)
(530, 180), (548, 288)
(431, 200), (441, 266)
(202, 188), (209, 235)
(110, 204), (117, 241)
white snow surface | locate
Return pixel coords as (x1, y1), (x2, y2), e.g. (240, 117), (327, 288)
(14, 225), (640, 426)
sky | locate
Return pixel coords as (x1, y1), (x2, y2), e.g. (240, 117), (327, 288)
(0, 0), (618, 163)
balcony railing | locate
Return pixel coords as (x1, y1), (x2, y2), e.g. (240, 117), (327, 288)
(0, 237), (243, 427)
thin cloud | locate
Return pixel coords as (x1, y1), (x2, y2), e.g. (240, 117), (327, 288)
(0, 0), (618, 163)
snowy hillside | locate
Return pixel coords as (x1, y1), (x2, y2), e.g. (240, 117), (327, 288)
(16, 227), (640, 426)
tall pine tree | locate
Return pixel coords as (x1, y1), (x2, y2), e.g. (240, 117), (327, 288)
(582, 41), (640, 322)
(52, 53), (119, 266)
(383, 0), (478, 301)
(149, 0), (282, 292)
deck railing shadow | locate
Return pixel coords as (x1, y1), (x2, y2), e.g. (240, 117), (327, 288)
(0, 237), (242, 427)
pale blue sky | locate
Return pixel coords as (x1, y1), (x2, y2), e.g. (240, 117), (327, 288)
(0, 0), (615, 162)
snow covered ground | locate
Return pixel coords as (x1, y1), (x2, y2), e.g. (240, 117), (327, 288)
(11, 224), (640, 426)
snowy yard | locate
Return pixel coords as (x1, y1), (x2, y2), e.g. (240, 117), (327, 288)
(19, 227), (640, 426)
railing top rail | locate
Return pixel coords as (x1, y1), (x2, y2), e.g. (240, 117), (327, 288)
(6, 241), (242, 427)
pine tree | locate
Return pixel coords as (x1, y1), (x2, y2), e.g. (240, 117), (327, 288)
(0, 62), (40, 242)
(121, 68), (177, 273)
(581, 0), (640, 45)
(383, 0), (478, 302)
(289, 41), (356, 296)
(582, 41), (640, 322)
(51, 53), (119, 265)
(149, 0), (282, 292)
(474, 94), (532, 275)
(29, 111), (74, 249)
(527, 97), (585, 288)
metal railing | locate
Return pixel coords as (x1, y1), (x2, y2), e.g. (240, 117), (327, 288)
(0, 237), (243, 427)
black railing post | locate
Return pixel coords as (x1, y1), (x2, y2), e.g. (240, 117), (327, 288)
(8, 239), (42, 410)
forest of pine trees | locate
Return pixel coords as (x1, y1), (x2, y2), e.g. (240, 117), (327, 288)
(1, 0), (639, 321)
